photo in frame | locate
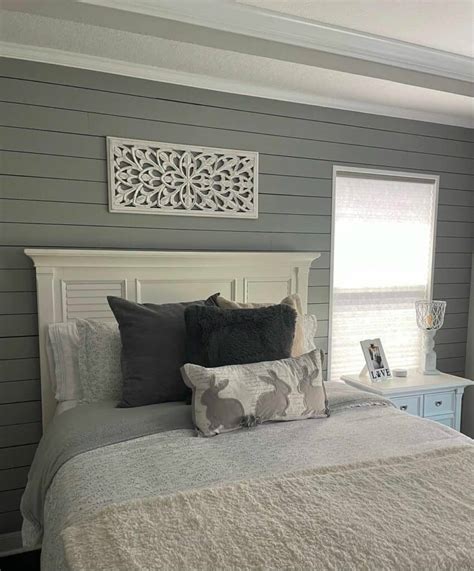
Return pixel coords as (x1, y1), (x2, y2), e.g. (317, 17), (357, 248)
(360, 338), (392, 381)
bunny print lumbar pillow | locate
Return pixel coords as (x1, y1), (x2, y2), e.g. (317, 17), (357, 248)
(181, 349), (329, 437)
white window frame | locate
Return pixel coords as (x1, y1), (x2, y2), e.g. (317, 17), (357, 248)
(328, 166), (439, 382)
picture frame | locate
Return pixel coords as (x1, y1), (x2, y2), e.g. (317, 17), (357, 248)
(360, 338), (392, 381)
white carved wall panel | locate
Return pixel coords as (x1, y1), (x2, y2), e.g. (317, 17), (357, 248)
(107, 137), (258, 218)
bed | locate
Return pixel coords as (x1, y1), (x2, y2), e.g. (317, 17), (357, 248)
(22, 249), (473, 570)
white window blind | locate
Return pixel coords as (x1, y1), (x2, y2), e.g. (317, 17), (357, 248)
(329, 170), (437, 381)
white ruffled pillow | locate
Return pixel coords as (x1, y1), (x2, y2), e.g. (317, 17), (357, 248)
(46, 322), (82, 402)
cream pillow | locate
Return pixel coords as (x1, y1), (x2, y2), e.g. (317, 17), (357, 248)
(303, 314), (318, 353)
(182, 349), (328, 437)
(212, 293), (305, 357)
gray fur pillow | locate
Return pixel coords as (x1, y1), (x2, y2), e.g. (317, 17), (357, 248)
(181, 349), (329, 437)
(184, 304), (296, 368)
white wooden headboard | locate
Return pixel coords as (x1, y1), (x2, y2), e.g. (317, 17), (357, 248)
(25, 249), (320, 427)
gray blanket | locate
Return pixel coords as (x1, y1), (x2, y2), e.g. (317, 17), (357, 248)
(21, 383), (392, 542)
(21, 401), (193, 539)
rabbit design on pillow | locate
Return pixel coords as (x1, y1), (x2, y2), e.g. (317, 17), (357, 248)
(201, 377), (244, 432)
(255, 371), (291, 421)
(298, 364), (326, 416)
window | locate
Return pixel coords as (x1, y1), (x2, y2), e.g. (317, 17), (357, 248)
(329, 168), (438, 381)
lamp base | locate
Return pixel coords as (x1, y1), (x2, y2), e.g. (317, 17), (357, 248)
(419, 368), (441, 376)
(420, 329), (438, 376)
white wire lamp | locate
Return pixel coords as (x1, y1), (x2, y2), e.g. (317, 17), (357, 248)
(415, 300), (447, 375)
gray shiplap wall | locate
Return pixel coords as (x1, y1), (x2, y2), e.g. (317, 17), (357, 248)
(0, 58), (473, 533)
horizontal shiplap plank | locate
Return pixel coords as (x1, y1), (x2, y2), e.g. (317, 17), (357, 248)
(313, 337), (328, 352)
(0, 509), (22, 533)
(0, 337), (38, 360)
(0, 422), (42, 448)
(438, 189), (474, 207)
(435, 237), (473, 253)
(433, 283), (471, 299)
(436, 328), (468, 344)
(0, 175), (107, 205)
(0, 270), (35, 292)
(436, 342), (467, 359)
(0, 315), (38, 338)
(0, 488), (24, 513)
(0, 380), (40, 404)
(0, 358), (39, 382)
(308, 287), (330, 304)
(0, 402), (41, 426)
(2, 59), (472, 142)
(1, 223), (330, 252)
(443, 313), (468, 329)
(437, 205), (473, 224)
(436, 221), (473, 239)
(434, 268), (471, 284)
(312, 253), (330, 270)
(0, 467), (29, 492)
(1, 151), (105, 182)
(306, 304), (329, 321)
(0, 292), (37, 314)
(1, 198), (332, 232)
(443, 298), (470, 314)
(309, 269), (330, 287)
(0, 444), (37, 470)
(0, 247), (35, 270)
(435, 252), (472, 269)
(437, 357), (466, 372)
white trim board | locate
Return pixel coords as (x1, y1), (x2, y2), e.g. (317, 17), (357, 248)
(80, 0), (473, 82)
(1, 43), (472, 128)
(25, 248), (320, 428)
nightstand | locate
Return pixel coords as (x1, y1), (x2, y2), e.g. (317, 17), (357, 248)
(341, 370), (474, 431)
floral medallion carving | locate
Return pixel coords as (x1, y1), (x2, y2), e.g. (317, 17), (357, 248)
(107, 137), (258, 218)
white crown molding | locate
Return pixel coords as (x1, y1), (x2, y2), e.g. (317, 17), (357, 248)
(1, 42), (472, 128)
(80, 0), (474, 82)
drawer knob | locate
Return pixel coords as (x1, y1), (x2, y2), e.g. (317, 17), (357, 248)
(435, 401), (442, 407)
(400, 405), (408, 411)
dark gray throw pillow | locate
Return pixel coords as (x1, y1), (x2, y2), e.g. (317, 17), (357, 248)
(108, 296), (206, 407)
(184, 304), (297, 368)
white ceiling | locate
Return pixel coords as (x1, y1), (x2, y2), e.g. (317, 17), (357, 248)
(0, 0), (472, 127)
(238, 0), (474, 57)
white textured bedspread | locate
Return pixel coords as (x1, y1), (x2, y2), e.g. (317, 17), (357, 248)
(62, 446), (474, 571)
(31, 402), (471, 570)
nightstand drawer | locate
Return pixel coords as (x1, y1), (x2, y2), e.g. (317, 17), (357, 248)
(391, 395), (421, 416)
(424, 392), (455, 417)
(432, 415), (455, 429)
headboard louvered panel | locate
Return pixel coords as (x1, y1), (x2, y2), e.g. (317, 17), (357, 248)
(61, 280), (126, 322)
(25, 249), (320, 427)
